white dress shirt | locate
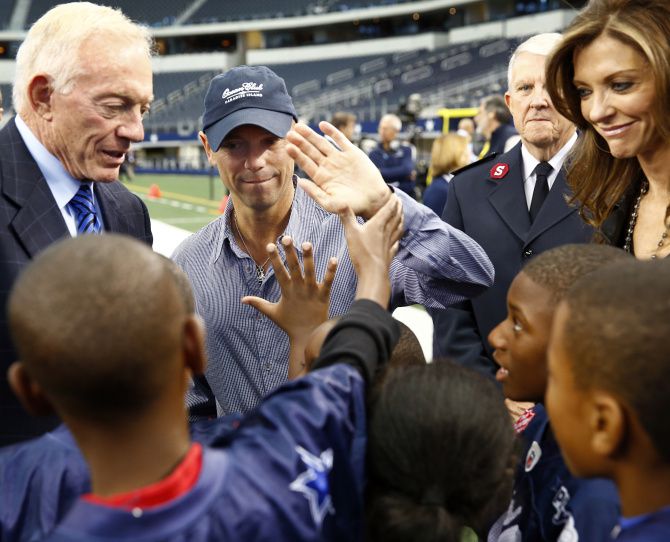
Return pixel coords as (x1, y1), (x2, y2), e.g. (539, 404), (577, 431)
(521, 131), (578, 210)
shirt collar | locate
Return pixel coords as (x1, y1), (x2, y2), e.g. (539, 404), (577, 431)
(521, 131), (578, 182)
(213, 176), (308, 265)
(15, 114), (84, 210)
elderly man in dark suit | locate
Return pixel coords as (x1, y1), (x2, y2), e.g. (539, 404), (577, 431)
(0, 2), (154, 445)
(436, 33), (594, 377)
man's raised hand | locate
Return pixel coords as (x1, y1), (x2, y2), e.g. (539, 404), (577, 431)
(286, 121), (391, 220)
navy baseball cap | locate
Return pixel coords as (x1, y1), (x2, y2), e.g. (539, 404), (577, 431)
(202, 65), (298, 151)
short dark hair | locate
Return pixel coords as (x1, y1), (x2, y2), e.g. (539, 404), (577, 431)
(391, 321), (425, 366)
(8, 235), (192, 423)
(482, 95), (512, 125)
(366, 361), (516, 541)
(562, 258), (670, 462)
(522, 244), (630, 303)
(330, 111), (356, 130)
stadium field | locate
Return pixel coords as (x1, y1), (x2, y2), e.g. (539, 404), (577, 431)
(124, 173), (227, 232)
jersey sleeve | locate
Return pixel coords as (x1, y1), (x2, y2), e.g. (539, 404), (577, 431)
(222, 364), (368, 541)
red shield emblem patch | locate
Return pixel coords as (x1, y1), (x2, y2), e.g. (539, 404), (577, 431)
(490, 163), (510, 179)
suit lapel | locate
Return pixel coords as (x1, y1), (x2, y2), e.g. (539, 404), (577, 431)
(1, 119), (69, 257)
(525, 170), (577, 246)
(95, 182), (122, 232)
(95, 181), (138, 237)
(487, 145), (531, 242)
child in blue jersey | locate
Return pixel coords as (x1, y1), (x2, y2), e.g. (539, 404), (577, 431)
(487, 244), (626, 541)
(5, 192), (404, 542)
(2, 204), (518, 542)
(242, 208), (520, 542)
(546, 258), (670, 541)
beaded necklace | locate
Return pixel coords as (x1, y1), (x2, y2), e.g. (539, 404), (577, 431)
(622, 180), (670, 259)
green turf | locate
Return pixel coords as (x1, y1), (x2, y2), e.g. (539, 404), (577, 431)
(127, 172), (227, 201)
(124, 173), (227, 233)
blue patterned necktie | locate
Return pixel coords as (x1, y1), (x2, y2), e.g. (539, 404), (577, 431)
(69, 183), (101, 235)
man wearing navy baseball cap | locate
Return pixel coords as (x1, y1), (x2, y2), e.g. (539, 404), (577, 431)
(202, 66), (298, 152)
(173, 65), (494, 418)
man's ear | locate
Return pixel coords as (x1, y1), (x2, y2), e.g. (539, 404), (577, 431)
(27, 75), (55, 120)
(199, 131), (215, 165)
(183, 314), (206, 376)
(589, 391), (626, 459)
(7, 362), (55, 416)
(504, 91), (512, 109)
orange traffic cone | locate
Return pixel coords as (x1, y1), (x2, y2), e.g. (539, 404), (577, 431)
(148, 183), (162, 199)
(219, 195), (229, 214)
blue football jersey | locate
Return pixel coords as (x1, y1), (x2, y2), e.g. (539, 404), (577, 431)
(46, 364), (367, 542)
(488, 404), (620, 542)
(612, 506), (670, 541)
(0, 415), (243, 542)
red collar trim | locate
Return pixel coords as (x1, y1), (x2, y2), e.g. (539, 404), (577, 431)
(82, 443), (203, 510)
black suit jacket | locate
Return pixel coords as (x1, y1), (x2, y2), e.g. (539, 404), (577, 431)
(436, 142), (593, 376)
(0, 118), (152, 445)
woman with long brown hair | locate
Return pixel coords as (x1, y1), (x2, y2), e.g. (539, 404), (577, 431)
(546, 0), (670, 259)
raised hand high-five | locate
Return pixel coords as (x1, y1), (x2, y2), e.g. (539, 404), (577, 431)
(339, 195), (404, 309)
(242, 237), (337, 379)
(286, 121), (392, 220)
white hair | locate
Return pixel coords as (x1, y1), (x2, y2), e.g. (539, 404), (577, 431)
(507, 33), (563, 88)
(379, 113), (402, 131)
(13, 2), (153, 114)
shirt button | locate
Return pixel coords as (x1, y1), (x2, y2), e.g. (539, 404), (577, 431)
(522, 248), (533, 259)
(264, 362), (271, 372)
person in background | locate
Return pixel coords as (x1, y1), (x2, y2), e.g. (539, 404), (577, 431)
(368, 113), (417, 197)
(422, 132), (470, 216)
(474, 95), (519, 157)
(0, 1), (153, 446)
(330, 111), (357, 142)
(456, 117), (478, 162)
(545, 0), (670, 259)
(436, 33), (593, 376)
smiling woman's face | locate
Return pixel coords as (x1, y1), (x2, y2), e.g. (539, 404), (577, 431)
(574, 33), (660, 160)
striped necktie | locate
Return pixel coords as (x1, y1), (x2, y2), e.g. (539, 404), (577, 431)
(69, 183), (101, 235)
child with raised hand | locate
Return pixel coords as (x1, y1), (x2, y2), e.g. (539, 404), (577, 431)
(6, 222), (402, 542)
(242, 194), (404, 378)
(487, 244), (626, 541)
(546, 258), (670, 541)
(245, 196), (521, 542)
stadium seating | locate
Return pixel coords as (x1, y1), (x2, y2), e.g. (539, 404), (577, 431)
(0, 1), (15, 30)
(186, 0), (419, 24)
(142, 37), (519, 135)
(25, 0), (193, 27)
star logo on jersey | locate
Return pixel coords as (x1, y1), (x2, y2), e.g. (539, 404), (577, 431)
(289, 446), (335, 527)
